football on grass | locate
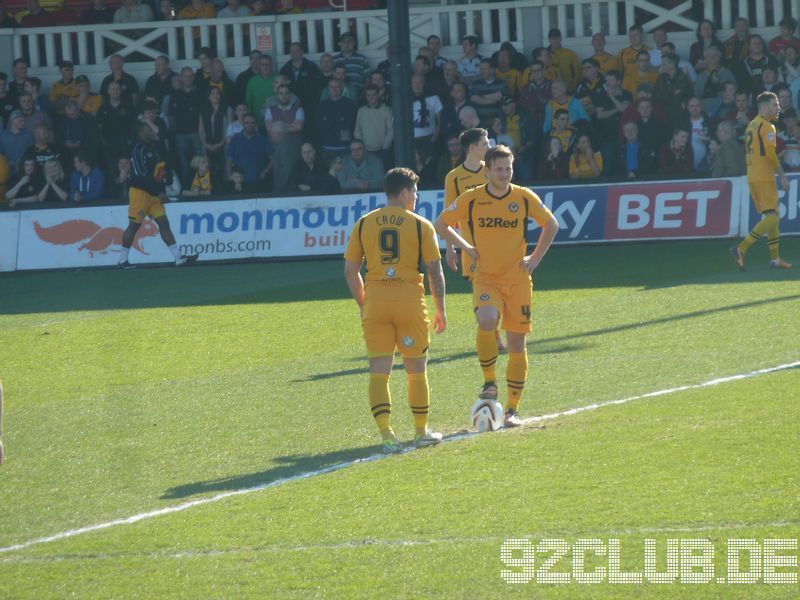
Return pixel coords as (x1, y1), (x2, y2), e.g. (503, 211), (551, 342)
(470, 398), (504, 432)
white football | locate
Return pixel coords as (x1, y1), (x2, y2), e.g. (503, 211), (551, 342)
(470, 398), (504, 432)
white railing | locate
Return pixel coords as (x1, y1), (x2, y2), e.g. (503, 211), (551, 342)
(0, 0), (797, 90)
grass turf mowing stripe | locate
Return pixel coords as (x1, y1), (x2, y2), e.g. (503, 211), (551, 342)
(1, 359), (797, 556)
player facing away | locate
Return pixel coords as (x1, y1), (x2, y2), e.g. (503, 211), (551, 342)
(344, 168), (447, 453)
(730, 91), (793, 270)
(435, 145), (559, 427)
(118, 123), (198, 268)
(444, 128), (505, 353)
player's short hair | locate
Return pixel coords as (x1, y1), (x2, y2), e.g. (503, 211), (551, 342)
(484, 144), (513, 167)
(459, 127), (488, 152)
(384, 167), (419, 197)
(757, 91), (778, 107)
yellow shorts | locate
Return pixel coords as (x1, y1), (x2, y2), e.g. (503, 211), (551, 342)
(128, 188), (166, 223)
(473, 279), (533, 334)
(361, 296), (430, 358)
(748, 181), (778, 213)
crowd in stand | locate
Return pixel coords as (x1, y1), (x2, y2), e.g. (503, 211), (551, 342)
(2, 13), (800, 206)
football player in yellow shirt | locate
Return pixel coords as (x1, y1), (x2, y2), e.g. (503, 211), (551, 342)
(344, 168), (448, 453)
(435, 146), (559, 427)
(730, 91), (793, 269)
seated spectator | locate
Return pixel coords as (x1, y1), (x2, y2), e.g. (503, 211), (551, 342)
(317, 78), (356, 153)
(457, 35), (483, 84)
(182, 155), (212, 196)
(549, 109), (576, 154)
(100, 55), (140, 108)
(319, 152), (342, 194)
(689, 19), (725, 72)
(225, 103), (247, 141)
(22, 78), (50, 115)
(537, 136), (569, 180)
(217, 0), (249, 18)
(711, 120), (746, 177)
(81, 0), (114, 24)
(292, 143), (327, 193)
(18, 91), (51, 132)
(219, 165), (256, 195)
(179, 0), (214, 20)
(0, 111), (34, 177)
(623, 97), (668, 149)
(660, 43), (697, 82)
(623, 50), (658, 97)
(568, 133), (603, 179)
(659, 126), (694, 178)
(769, 16), (800, 58)
(108, 156), (131, 200)
(50, 61), (77, 115)
(69, 151), (106, 202)
(338, 139), (384, 192)
(617, 120), (658, 179)
(354, 85), (393, 166)
(542, 79), (588, 134)
(199, 87), (230, 186)
(226, 113), (272, 187)
(38, 159), (68, 202)
(75, 76), (103, 117)
(113, 0), (153, 23)
(7, 158), (41, 207)
(25, 123), (59, 169)
(20, 0), (72, 27)
(144, 56), (176, 108)
(469, 59), (507, 123)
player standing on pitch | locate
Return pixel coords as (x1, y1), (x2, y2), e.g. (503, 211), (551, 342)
(730, 91), (793, 270)
(344, 168), (450, 453)
(435, 145), (558, 427)
(118, 123), (199, 269)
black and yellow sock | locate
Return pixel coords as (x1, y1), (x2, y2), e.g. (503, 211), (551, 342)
(506, 350), (528, 412)
(739, 211), (779, 254)
(477, 328), (498, 383)
(407, 372), (430, 436)
(369, 373), (392, 433)
(766, 213), (781, 260)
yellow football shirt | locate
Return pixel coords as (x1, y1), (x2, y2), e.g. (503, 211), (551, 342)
(439, 183), (554, 285)
(444, 161), (486, 278)
(745, 114), (779, 182)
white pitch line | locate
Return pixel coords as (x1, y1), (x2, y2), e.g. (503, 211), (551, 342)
(1, 360), (798, 555)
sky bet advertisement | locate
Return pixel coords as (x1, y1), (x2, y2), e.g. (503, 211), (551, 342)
(8, 175), (799, 271)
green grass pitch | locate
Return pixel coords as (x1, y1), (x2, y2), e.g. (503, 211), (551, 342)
(0, 238), (798, 598)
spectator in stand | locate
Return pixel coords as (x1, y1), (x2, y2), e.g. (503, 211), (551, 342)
(182, 155), (212, 196)
(25, 123), (59, 169)
(220, 165), (255, 195)
(523, 47), (560, 83)
(427, 34), (448, 71)
(354, 85), (393, 166)
(144, 56), (176, 108)
(689, 19), (725, 72)
(179, 0), (214, 21)
(167, 68), (203, 185)
(435, 134), (463, 186)
(620, 83), (668, 129)
(108, 156), (131, 200)
(542, 78), (588, 134)
(415, 145), (438, 190)
(226, 113), (272, 188)
(458, 35), (483, 84)
(316, 78), (356, 154)
(318, 53), (335, 88)
(654, 54), (692, 124)
(0, 1), (18, 28)
(575, 58), (605, 122)
(6, 158), (40, 207)
(275, 0), (302, 14)
(100, 55), (140, 108)
(709, 80), (737, 120)
(81, 0), (114, 24)
(537, 135), (569, 181)
(780, 46), (800, 86)
(458, 105), (481, 134)
(369, 71), (391, 107)
(411, 73), (442, 155)
(194, 47), (214, 88)
(334, 32), (369, 95)
(493, 48), (522, 99)
(8, 58), (28, 108)
(24, 78), (50, 114)
(338, 138), (383, 191)
(724, 17), (751, 65)
(694, 47), (735, 114)
(769, 17), (800, 58)
(20, 0), (72, 27)
(375, 42), (391, 86)
(590, 32), (620, 75)
(649, 26), (668, 67)
(139, 99), (169, 159)
(660, 43), (697, 82)
(469, 59), (507, 123)
(548, 108), (576, 154)
(442, 60), (460, 91)
(265, 83), (304, 149)
(659, 126), (694, 178)
(776, 84), (794, 115)
(225, 102), (247, 141)
(234, 51), (262, 107)
(1, 110), (34, 176)
(414, 55), (446, 102)
(50, 61), (77, 115)
(280, 42), (321, 133)
(263, 75), (298, 110)
(439, 81), (471, 146)
(199, 87), (231, 186)
(518, 61), (551, 133)
(735, 35), (779, 95)
(197, 58), (235, 109)
(711, 120), (746, 177)
(778, 110), (800, 171)
(113, 0), (153, 23)
(155, 0), (177, 21)
(491, 41), (529, 73)
(547, 28), (580, 92)
(69, 151), (105, 202)
(595, 70), (632, 160)
(619, 24), (649, 81)
(631, 96), (668, 150)
(18, 91), (51, 132)
(726, 90), (756, 141)
(321, 65), (357, 102)
(217, 0), (249, 18)
(38, 159), (68, 202)
(245, 55), (275, 119)
(623, 50), (658, 97)
(97, 80), (134, 172)
(569, 133), (603, 180)
(319, 153), (342, 194)
(292, 142), (327, 193)
(686, 96), (714, 172)
(761, 66), (780, 93)
(75, 76), (103, 117)
(617, 120), (657, 179)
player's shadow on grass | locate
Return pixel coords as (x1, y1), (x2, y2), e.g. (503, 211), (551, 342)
(161, 446), (383, 500)
(298, 293), (800, 382)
